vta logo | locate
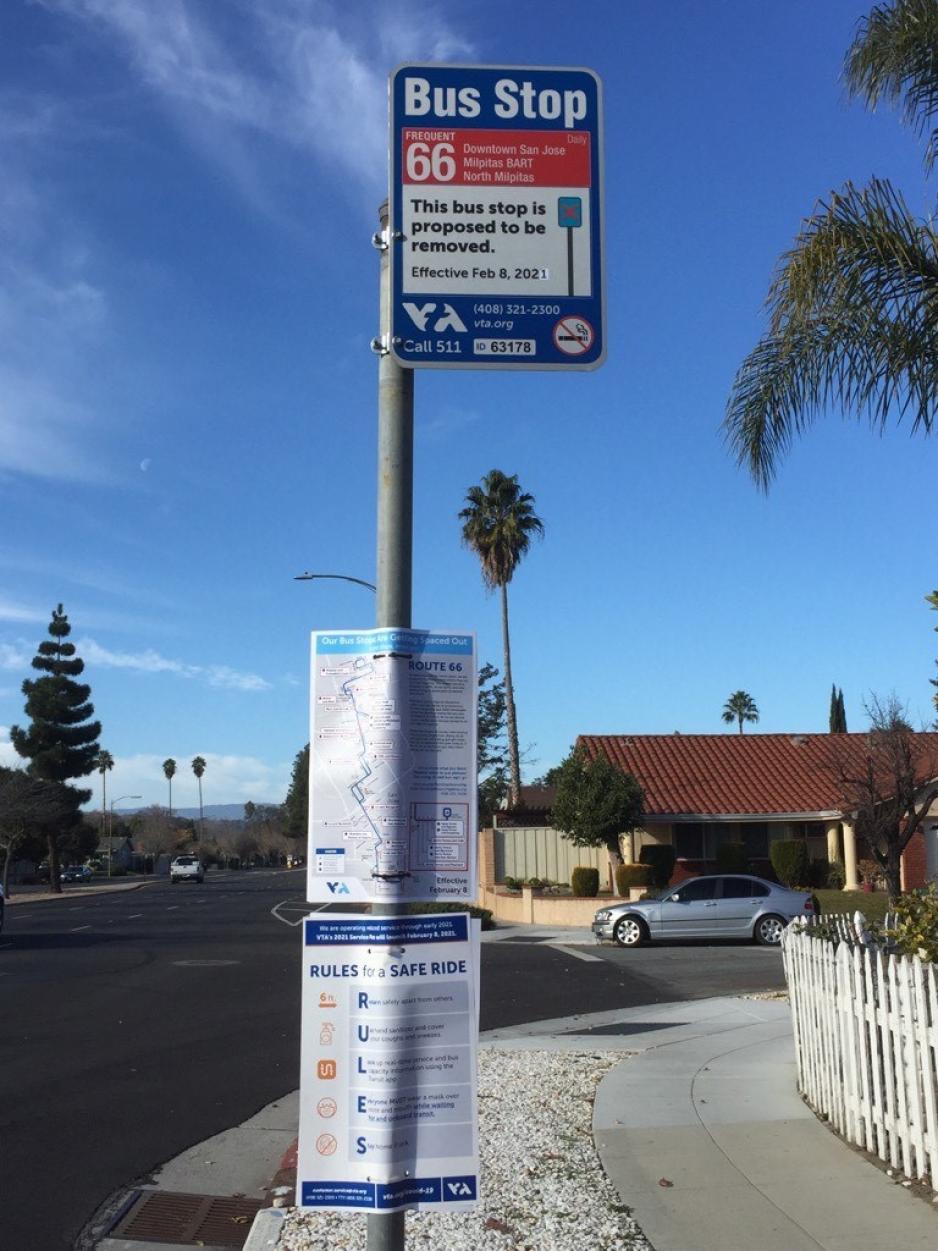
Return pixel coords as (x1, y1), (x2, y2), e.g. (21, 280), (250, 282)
(326, 881), (350, 895)
(402, 302), (468, 333)
(445, 1180), (475, 1198)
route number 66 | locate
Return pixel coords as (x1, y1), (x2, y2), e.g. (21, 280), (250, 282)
(406, 141), (456, 182)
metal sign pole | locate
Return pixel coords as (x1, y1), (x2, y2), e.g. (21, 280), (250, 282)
(366, 199), (413, 1251)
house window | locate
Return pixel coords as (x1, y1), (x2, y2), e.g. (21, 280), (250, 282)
(674, 823), (705, 859)
(740, 822), (769, 858)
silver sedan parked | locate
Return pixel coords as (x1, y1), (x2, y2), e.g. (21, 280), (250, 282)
(592, 874), (817, 948)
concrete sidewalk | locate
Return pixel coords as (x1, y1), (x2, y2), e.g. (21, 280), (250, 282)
(83, 996), (938, 1250)
(590, 997), (938, 1251)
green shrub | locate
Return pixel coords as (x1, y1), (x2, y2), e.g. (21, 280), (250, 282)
(887, 884), (938, 962)
(769, 840), (810, 887)
(503, 876), (523, 892)
(805, 858), (842, 889)
(571, 866), (600, 897)
(715, 842), (749, 873)
(525, 877), (545, 890)
(615, 863), (654, 894)
(405, 902), (495, 931)
(639, 844), (676, 888)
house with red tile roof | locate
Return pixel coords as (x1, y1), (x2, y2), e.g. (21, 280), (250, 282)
(496, 732), (938, 891)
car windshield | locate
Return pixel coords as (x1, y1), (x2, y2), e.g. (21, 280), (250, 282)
(176, 857), (197, 865)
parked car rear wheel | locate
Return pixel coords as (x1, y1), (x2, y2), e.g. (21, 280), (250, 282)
(614, 916), (646, 948)
(754, 913), (786, 946)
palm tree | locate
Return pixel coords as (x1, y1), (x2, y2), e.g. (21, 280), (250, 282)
(724, 0), (938, 489)
(722, 691), (760, 734)
(96, 749), (114, 843)
(460, 470), (544, 809)
(191, 756), (206, 840)
(162, 758), (176, 818)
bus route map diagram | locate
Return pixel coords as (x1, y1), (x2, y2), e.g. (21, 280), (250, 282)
(307, 629), (477, 902)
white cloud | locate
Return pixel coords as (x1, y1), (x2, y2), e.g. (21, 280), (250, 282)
(105, 750), (291, 808)
(0, 90), (111, 483)
(0, 642), (33, 670)
(44, 0), (474, 198)
(77, 637), (273, 691)
(0, 726), (21, 768)
(0, 599), (46, 625)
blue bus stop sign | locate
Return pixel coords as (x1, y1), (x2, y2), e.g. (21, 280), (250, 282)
(389, 65), (605, 371)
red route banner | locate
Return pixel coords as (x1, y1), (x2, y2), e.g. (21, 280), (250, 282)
(402, 128), (590, 188)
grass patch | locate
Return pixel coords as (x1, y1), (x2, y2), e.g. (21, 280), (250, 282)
(815, 889), (890, 924)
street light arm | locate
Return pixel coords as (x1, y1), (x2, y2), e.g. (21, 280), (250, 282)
(294, 572), (377, 592)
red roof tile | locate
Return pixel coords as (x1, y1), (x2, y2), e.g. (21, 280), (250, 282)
(578, 733), (938, 818)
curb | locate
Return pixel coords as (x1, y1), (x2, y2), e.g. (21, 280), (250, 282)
(244, 1207), (286, 1250)
(244, 1139), (297, 1250)
(265, 1138), (297, 1208)
(6, 880), (149, 904)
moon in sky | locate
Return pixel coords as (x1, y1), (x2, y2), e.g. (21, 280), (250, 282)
(140, 458), (151, 472)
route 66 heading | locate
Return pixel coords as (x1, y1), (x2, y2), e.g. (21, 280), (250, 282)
(389, 65), (605, 372)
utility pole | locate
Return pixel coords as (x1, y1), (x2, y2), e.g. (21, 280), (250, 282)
(366, 200), (413, 1251)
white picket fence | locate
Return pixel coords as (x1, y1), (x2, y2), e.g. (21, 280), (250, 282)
(782, 923), (938, 1186)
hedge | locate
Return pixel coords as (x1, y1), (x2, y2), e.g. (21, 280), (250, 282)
(769, 839), (810, 888)
(571, 866), (600, 897)
(615, 863), (655, 894)
(639, 843), (676, 888)
(715, 842), (749, 873)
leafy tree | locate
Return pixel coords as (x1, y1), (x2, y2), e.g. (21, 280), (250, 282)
(162, 758), (177, 817)
(0, 769), (75, 896)
(10, 604), (101, 892)
(829, 694), (938, 899)
(829, 684), (848, 732)
(477, 662), (508, 827)
(134, 805), (177, 870)
(551, 747), (644, 893)
(191, 756), (206, 838)
(724, 0), (938, 489)
(460, 469), (544, 809)
(722, 690), (760, 733)
(284, 743), (309, 839)
(926, 589), (938, 714)
(533, 764), (564, 785)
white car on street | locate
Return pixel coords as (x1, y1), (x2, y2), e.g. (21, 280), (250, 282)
(170, 855), (204, 885)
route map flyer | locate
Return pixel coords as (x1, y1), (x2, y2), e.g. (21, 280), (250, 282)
(390, 64), (604, 370)
(297, 912), (480, 1213)
(307, 628), (477, 903)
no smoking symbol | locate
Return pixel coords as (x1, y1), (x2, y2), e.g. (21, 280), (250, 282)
(553, 316), (594, 355)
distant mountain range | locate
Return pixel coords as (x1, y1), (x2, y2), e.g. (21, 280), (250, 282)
(113, 803), (253, 821)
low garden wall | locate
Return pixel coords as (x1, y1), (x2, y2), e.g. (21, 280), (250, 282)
(477, 884), (620, 927)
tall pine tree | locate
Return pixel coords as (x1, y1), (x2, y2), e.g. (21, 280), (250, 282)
(11, 605), (101, 891)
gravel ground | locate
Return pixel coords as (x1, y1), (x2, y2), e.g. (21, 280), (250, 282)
(279, 1048), (652, 1251)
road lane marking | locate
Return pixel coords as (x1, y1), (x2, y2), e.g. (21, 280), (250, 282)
(166, 905), (179, 910)
(128, 913), (143, 919)
(271, 900), (331, 928)
(70, 925), (91, 931)
(549, 943), (605, 963)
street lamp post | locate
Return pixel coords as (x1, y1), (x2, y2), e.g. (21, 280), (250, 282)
(109, 795), (141, 878)
(293, 572), (376, 592)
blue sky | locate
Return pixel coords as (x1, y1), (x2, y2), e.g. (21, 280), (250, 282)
(1, 0), (936, 811)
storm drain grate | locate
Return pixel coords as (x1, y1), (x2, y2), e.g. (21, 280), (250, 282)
(109, 1189), (264, 1247)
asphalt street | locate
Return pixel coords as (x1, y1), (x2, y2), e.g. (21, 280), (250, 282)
(0, 872), (785, 1250)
